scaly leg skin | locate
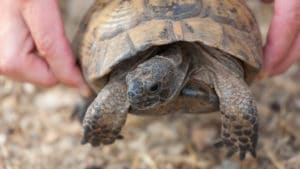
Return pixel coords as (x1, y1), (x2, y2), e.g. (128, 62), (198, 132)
(212, 72), (258, 160)
(82, 80), (130, 146)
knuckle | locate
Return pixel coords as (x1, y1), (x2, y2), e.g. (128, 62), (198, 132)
(37, 36), (56, 58)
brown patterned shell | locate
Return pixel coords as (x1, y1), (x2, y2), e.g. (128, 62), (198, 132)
(74, 0), (263, 91)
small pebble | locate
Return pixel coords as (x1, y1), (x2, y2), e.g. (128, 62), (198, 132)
(0, 133), (7, 145)
(215, 160), (240, 169)
(23, 83), (36, 94)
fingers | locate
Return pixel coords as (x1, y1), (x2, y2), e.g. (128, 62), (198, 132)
(21, 0), (91, 95)
(263, 0), (300, 76)
(0, 37), (58, 87)
(3, 53), (58, 87)
(0, 1), (57, 86)
(271, 33), (300, 75)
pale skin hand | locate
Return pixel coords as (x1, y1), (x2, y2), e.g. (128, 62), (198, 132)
(261, 0), (300, 76)
(0, 0), (91, 96)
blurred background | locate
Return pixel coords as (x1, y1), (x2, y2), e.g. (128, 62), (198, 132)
(0, 0), (299, 169)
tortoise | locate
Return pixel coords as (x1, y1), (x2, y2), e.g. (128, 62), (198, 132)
(73, 0), (263, 160)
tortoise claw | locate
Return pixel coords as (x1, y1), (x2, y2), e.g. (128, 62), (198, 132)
(116, 135), (124, 140)
(250, 148), (256, 158)
(214, 138), (257, 160)
(239, 150), (246, 160)
(81, 126), (91, 145)
(81, 138), (88, 145)
(213, 140), (224, 148)
(81, 124), (119, 146)
(226, 148), (237, 158)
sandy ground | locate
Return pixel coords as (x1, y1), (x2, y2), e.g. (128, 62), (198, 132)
(0, 1), (299, 169)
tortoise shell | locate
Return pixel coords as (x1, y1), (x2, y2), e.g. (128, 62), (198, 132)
(74, 0), (263, 91)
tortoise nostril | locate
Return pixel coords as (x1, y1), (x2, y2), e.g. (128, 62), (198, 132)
(127, 91), (136, 99)
(127, 79), (143, 96)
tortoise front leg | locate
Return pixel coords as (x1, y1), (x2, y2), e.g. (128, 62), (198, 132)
(82, 80), (130, 146)
(212, 71), (258, 160)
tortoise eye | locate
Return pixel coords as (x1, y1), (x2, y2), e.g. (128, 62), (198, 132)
(149, 83), (160, 93)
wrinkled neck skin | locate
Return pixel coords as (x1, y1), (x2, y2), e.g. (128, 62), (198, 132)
(125, 44), (191, 110)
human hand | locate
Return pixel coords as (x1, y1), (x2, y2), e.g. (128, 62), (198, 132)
(0, 0), (91, 96)
(261, 0), (300, 76)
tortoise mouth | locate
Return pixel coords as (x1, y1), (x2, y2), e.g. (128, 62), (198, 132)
(128, 97), (160, 110)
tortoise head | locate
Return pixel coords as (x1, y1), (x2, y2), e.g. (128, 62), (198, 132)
(126, 45), (190, 110)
